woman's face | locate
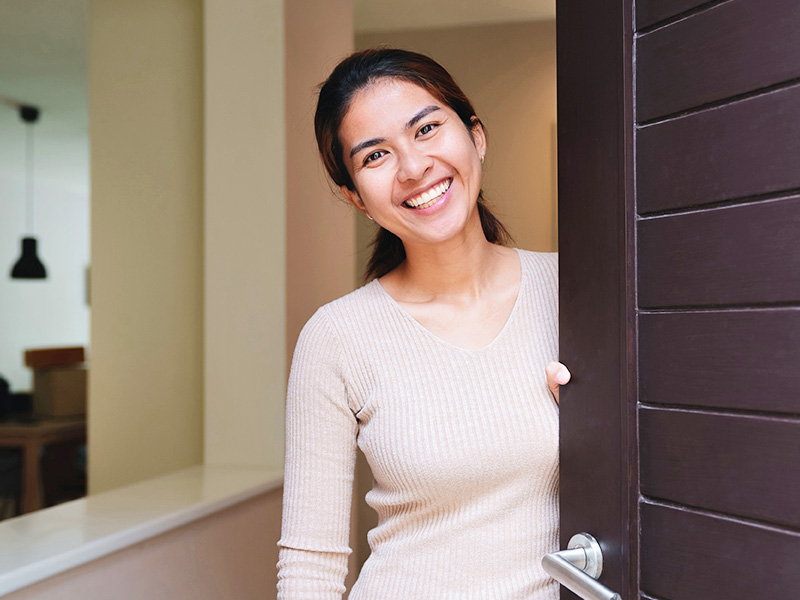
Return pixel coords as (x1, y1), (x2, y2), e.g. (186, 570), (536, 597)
(338, 78), (486, 248)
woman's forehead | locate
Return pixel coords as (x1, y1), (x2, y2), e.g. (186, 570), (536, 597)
(341, 79), (444, 137)
(354, 77), (436, 104)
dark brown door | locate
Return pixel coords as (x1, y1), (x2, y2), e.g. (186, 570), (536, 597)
(556, 1), (800, 598)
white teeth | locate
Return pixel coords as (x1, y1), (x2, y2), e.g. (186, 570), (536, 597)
(405, 179), (451, 208)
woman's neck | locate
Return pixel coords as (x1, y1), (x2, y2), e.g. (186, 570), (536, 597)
(383, 224), (510, 301)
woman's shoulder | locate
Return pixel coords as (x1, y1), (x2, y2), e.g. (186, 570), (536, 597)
(297, 280), (386, 345)
(514, 249), (558, 328)
(291, 281), (392, 395)
(319, 279), (385, 320)
(515, 248), (558, 281)
(516, 248), (557, 265)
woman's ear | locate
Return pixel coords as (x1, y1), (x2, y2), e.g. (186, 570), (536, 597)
(341, 185), (368, 216)
(470, 117), (487, 158)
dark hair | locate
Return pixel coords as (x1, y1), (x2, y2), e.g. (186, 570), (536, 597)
(314, 48), (512, 280)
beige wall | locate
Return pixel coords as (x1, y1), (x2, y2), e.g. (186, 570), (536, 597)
(203, 0), (287, 468)
(357, 19), (558, 257)
(5, 489), (282, 600)
(284, 0), (358, 587)
(285, 0), (356, 360)
(88, 0), (360, 490)
(88, 0), (204, 493)
(73, 2), (363, 595)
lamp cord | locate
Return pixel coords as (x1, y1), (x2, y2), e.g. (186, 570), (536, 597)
(26, 121), (34, 234)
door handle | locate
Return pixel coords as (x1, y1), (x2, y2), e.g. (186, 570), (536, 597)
(541, 533), (622, 600)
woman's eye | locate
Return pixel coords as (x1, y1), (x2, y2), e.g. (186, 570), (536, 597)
(418, 123), (438, 136)
(364, 150), (386, 165)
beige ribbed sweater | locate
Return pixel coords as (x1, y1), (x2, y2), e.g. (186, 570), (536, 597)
(278, 249), (559, 600)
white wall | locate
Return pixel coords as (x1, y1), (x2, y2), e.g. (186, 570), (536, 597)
(0, 109), (89, 393)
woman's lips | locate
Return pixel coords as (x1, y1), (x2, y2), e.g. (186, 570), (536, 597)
(403, 178), (452, 209)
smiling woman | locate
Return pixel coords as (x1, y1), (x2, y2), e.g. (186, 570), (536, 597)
(313, 48), (512, 281)
(277, 48), (570, 600)
(339, 80), (485, 250)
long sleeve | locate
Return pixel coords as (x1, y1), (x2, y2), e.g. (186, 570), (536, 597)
(277, 308), (358, 599)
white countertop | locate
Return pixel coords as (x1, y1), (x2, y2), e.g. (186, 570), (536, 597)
(0, 464), (283, 596)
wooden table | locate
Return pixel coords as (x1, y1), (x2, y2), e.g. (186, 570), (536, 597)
(0, 418), (87, 514)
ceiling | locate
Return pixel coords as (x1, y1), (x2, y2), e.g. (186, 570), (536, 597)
(0, 0), (88, 194)
(0, 0), (555, 197)
(355, 0), (555, 32)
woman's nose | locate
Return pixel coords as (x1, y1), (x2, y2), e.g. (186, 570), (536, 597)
(396, 147), (433, 183)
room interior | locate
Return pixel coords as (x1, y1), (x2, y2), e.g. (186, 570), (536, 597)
(0, 0), (556, 596)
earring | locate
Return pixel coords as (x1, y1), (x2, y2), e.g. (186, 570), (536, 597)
(366, 213), (374, 221)
(480, 155), (485, 165)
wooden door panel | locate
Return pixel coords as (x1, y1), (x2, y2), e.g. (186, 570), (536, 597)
(560, 1), (798, 598)
(636, 0), (800, 121)
(640, 502), (800, 599)
(640, 407), (800, 526)
(639, 309), (800, 412)
(638, 196), (800, 307)
(636, 0), (711, 30)
(636, 85), (800, 213)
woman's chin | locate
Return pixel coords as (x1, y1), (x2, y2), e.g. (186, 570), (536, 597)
(402, 212), (485, 248)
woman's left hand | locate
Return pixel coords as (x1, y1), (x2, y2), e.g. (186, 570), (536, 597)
(545, 361), (571, 405)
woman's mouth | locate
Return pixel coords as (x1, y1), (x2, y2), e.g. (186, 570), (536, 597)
(403, 178), (452, 209)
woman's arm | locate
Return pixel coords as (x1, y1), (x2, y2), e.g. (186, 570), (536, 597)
(278, 308), (358, 599)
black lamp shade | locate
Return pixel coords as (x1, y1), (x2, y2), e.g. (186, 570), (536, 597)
(11, 237), (47, 279)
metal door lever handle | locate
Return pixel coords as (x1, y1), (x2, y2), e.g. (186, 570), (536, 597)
(541, 533), (622, 600)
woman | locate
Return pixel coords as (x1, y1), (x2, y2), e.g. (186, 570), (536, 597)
(278, 48), (571, 599)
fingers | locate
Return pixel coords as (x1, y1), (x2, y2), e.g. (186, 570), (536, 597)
(546, 361), (571, 386)
(545, 361), (571, 405)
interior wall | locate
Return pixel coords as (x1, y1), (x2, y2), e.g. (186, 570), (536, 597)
(4, 488), (282, 600)
(203, 0), (287, 468)
(0, 177), (89, 392)
(285, 0), (356, 365)
(205, 0), (358, 470)
(284, 0), (358, 587)
(0, 0), (90, 394)
(88, 0), (204, 493)
(87, 0), (356, 493)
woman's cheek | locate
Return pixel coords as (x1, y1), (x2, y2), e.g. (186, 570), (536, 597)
(361, 168), (394, 202)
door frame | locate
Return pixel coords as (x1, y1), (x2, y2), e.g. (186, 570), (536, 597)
(556, 1), (638, 597)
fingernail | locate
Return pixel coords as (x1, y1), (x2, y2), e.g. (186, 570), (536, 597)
(556, 371), (569, 384)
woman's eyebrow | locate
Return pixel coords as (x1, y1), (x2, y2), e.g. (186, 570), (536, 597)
(350, 137), (385, 159)
(405, 105), (440, 129)
(348, 105), (442, 159)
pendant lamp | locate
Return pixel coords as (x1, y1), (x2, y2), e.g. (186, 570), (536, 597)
(10, 104), (47, 280)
